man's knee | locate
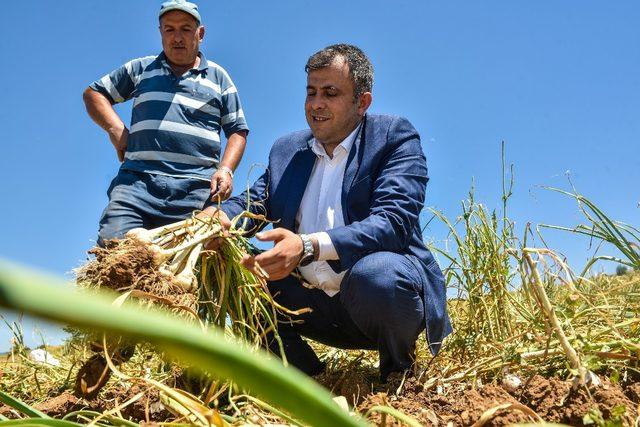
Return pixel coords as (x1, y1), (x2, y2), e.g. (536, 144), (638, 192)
(340, 252), (424, 318)
(342, 252), (421, 297)
(97, 225), (120, 247)
(97, 210), (128, 246)
(97, 199), (145, 247)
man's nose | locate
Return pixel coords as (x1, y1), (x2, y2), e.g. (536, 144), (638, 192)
(308, 95), (325, 110)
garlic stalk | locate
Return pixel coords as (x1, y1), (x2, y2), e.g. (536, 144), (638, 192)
(173, 244), (203, 290)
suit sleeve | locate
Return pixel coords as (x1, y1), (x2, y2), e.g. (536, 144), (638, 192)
(326, 117), (428, 271)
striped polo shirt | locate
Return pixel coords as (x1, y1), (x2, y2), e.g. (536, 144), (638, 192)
(90, 51), (249, 180)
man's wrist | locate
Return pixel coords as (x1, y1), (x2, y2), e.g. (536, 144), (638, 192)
(308, 232), (338, 261)
(309, 235), (319, 261)
(219, 166), (234, 179)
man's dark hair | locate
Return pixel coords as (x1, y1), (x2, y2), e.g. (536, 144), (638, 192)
(305, 44), (374, 100)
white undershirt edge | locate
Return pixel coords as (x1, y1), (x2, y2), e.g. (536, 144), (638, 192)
(295, 123), (362, 296)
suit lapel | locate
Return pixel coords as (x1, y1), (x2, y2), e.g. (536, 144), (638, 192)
(280, 143), (316, 231)
(341, 115), (367, 225)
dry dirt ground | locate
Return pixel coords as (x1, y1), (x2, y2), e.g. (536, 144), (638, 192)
(321, 369), (640, 426)
(1, 370), (638, 425)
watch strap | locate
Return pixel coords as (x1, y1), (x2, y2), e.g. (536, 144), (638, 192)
(298, 234), (315, 266)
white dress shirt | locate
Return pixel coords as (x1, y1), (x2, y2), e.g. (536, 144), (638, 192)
(295, 124), (361, 296)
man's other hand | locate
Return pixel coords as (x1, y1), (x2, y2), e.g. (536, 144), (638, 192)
(210, 169), (233, 201)
(240, 228), (303, 281)
(200, 207), (232, 251)
(108, 125), (129, 162)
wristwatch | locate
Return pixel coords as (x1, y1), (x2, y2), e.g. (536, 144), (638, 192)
(298, 234), (315, 267)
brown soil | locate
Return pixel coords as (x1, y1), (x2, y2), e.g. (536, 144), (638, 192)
(352, 374), (639, 426)
(315, 366), (639, 426)
(626, 382), (640, 402)
(76, 239), (197, 312)
(32, 385), (172, 423)
(517, 375), (637, 425)
(7, 370), (638, 425)
(315, 365), (374, 407)
(99, 385), (173, 422)
(0, 404), (18, 418)
(34, 391), (83, 418)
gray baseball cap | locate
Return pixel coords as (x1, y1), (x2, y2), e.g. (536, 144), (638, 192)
(159, 0), (201, 23)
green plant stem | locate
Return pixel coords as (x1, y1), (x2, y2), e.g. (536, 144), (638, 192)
(0, 390), (50, 419)
(521, 250), (586, 382)
(62, 411), (138, 427)
(363, 406), (422, 427)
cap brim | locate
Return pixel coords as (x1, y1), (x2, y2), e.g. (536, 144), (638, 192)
(159, 6), (201, 23)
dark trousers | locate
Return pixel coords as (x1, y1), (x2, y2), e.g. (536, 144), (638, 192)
(97, 170), (210, 246)
(268, 251), (426, 380)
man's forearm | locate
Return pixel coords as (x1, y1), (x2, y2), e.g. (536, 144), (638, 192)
(219, 131), (247, 171)
(83, 88), (125, 133)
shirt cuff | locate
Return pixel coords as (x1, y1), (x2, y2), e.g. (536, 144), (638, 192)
(310, 232), (339, 261)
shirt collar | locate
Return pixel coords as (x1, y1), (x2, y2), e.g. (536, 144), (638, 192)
(158, 51), (208, 74)
(196, 51), (208, 71)
(311, 121), (362, 159)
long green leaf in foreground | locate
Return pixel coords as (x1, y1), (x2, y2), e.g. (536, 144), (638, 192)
(0, 259), (365, 427)
(0, 390), (50, 419)
(0, 420), (84, 427)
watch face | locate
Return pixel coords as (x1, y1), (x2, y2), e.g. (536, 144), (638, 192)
(299, 254), (313, 267)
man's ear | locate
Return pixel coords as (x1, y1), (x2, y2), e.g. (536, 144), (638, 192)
(198, 25), (205, 42)
(357, 92), (373, 115)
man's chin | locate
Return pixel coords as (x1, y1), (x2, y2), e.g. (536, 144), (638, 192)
(308, 123), (328, 139)
(166, 51), (193, 65)
(309, 128), (325, 141)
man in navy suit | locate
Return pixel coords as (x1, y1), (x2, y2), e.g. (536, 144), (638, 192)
(203, 44), (451, 380)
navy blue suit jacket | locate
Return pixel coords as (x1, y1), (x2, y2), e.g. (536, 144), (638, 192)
(219, 113), (452, 354)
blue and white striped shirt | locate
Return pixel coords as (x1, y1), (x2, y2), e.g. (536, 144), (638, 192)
(90, 51), (249, 180)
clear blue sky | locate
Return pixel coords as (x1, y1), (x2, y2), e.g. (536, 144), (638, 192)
(1, 1), (638, 351)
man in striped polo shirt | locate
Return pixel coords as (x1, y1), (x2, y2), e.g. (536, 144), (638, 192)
(83, 0), (249, 246)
